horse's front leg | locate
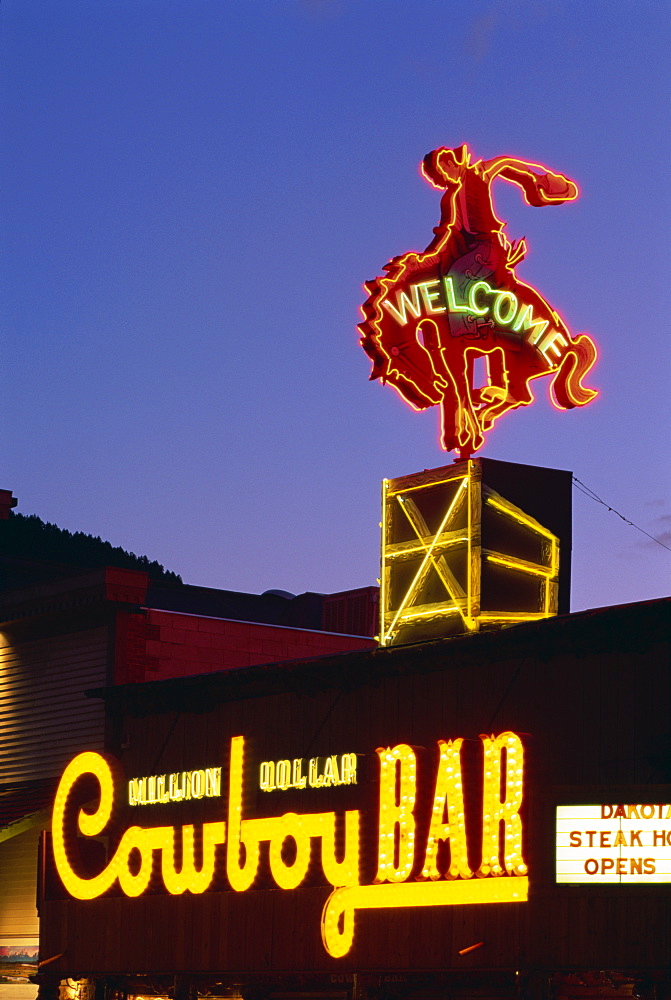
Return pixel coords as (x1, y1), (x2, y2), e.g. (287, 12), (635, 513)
(439, 360), (485, 457)
(420, 319), (485, 457)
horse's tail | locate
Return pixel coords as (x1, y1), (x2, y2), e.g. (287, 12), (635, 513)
(550, 334), (598, 409)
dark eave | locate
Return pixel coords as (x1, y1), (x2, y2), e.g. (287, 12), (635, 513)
(89, 597), (670, 717)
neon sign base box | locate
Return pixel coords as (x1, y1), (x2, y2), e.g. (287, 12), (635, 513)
(379, 457), (572, 645)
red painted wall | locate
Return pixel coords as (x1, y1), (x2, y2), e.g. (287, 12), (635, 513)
(115, 607), (375, 685)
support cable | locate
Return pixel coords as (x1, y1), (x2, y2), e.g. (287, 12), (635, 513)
(572, 476), (671, 553)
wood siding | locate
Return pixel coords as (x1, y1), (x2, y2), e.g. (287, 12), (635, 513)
(0, 826), (41, 940)
(0, 625), (109, 785)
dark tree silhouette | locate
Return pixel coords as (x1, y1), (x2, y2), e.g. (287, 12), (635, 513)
(0, 511), (181, 589)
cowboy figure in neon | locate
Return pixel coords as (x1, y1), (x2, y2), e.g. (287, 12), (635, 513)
(360, 145), (598, 459)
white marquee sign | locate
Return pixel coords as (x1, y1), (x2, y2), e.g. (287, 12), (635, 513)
(556, 804), (671, 884)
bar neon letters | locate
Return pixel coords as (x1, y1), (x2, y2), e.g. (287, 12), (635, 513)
(52, 733), (528, 957)
(259, 753), (357, 792)
(128, 767), (222, 805)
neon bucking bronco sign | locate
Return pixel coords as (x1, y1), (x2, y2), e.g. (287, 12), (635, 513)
(359, 145), (598, 458)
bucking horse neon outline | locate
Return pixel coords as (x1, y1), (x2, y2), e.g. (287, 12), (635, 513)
(359, 144), (598, 459)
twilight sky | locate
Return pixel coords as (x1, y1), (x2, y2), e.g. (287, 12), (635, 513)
(2, 0), (670, 613)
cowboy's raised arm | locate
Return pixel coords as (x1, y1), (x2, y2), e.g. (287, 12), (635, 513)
(481, 156), (579, 206)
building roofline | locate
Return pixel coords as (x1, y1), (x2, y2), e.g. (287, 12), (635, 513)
(89, 596), (669, 717)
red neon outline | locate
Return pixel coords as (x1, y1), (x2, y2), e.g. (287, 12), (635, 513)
(360, 144), (598, 458)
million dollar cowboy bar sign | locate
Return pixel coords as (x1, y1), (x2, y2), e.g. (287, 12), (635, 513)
(360, 144), (598, 459)
(52, 731), (528, 958)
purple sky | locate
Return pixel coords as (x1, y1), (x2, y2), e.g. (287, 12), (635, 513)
(3, 0), (670, 612)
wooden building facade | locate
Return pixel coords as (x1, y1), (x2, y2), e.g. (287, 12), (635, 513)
(0, 563), (375, 963)
(38, 597), (670, 1000)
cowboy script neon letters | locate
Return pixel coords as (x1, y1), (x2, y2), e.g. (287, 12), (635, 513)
(52, 733), (528, 958)
(360, 144), (599, 459)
